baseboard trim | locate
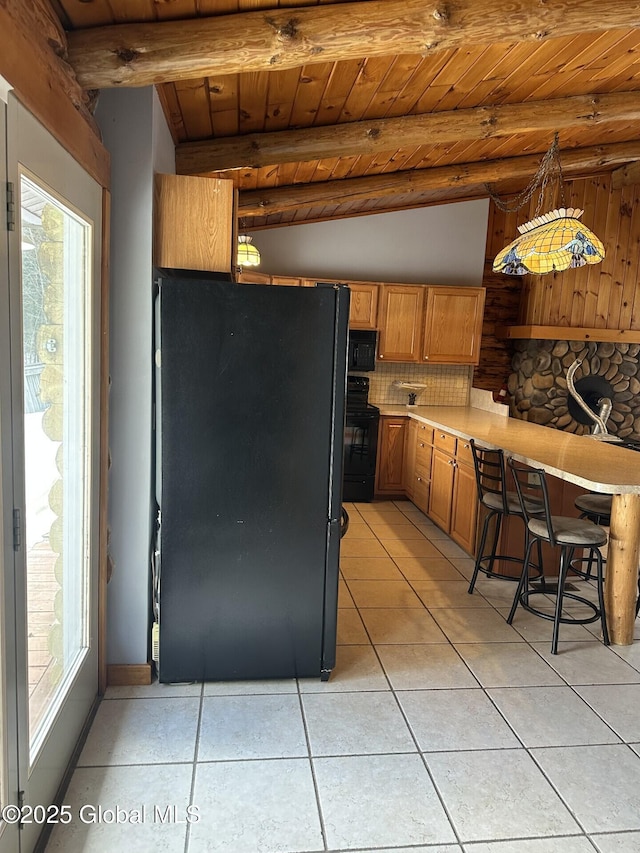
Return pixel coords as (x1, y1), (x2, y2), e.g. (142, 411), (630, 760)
(106, 663), (153, 687)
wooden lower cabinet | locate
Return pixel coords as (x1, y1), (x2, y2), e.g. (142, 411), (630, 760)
(375, 416), (407, 494)
(428, 448), (456, 530)
(428, 431), (479, 555)
(449, 455), (478, 553)
(403, 419), (432, 512)
(403, 418), (418, 499)
(375, 417), (477, 554)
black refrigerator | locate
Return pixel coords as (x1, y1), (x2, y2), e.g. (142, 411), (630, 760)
(153, 268), (349, 683)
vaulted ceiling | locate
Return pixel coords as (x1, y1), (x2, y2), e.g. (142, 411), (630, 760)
(54, 1), (640, 229)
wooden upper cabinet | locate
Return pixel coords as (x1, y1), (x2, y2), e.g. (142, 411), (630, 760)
(377, 284), (426, 362)
(348, 281), (379, 329)
(269, 275), (303, 286)
(236, 273), (315, 287)
(236, 270), (270, 284)
(154, 173), (235, 272)
(422, 286), (486, 364)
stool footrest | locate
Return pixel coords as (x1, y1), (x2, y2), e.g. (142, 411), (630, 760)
(475, 554), (543, 583)
(519, 589), (601, 626)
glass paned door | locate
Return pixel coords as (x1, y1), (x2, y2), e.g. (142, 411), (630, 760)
(20, 174), (92, 758)
(0, 94), (19, 853)
(5, 93), (101, 853)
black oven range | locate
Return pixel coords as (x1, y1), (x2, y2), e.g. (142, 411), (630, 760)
(343, 375), (380, 502)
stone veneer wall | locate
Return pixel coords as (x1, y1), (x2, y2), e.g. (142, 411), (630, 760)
(508, 339), (640, 439)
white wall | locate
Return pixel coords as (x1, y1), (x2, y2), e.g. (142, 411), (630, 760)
(248, 200), (490, 285)
(96, 88), (175, 664)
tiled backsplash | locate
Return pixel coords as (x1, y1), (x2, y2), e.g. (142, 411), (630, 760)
(355, 362), (472, 406)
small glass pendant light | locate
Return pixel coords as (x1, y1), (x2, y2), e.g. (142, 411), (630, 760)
(237, 234), (261, 267)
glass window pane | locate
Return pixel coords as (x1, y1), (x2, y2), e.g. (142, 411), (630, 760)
(20, 173), (93, 760)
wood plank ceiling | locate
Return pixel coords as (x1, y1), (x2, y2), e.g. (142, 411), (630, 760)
(53, 0), (640, 229)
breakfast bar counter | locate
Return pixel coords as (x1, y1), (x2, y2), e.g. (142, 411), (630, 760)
(380, 405), (640, 645)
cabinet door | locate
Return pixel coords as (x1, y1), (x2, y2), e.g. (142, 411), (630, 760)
(450, 461), (478, 554)
(349, 281), (379, 329)
(375, 417), (407, 494)
(428, 448), (455, 530)
(402, 418), (418, 498)
(377, 284), (425, 362)
(422, 286), (485, 364)
(154, 173), (235, 272)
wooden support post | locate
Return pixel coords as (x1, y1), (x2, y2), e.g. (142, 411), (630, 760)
(605, 493), (640, 645)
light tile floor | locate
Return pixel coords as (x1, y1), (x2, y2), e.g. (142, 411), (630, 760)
(45, 500), (640, 853)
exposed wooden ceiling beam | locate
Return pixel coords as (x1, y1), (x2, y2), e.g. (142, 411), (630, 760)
(177, 91), (640, 174)
(237, 142), (640, 217)
(0, 0), (109, 187)
(67, 0), (640, 89)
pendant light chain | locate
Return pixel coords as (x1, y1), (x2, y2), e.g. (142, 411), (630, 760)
(486, 132), (566, 215)
(491, 131), (604, 275)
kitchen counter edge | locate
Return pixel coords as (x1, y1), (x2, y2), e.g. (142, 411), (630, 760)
(375, 405), (640, 494)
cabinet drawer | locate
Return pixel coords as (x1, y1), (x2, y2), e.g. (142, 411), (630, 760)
(413, 462), (431, 481)
(413, 472), (430, 512)
(416, 422), (433, 443)
(416, 439), (432, 471)
(456, 438), (474, 466)
(433, 430), (456, 455)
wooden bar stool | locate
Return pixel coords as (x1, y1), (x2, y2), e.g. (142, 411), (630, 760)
(508, 458), (610, 655)
(467, 441), (544, 595)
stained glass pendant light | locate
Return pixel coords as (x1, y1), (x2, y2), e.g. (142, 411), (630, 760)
(237, 234), (261, 267)
(491, 134), (605, 276)
(493, 207), (605, 275)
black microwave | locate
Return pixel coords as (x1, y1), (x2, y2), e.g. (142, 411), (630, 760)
(348, 329), (377, 372)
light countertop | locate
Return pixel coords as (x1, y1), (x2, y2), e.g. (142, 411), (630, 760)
(375, 405), (640, 494)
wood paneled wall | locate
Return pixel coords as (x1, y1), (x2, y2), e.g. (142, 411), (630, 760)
(474, 203), (523, 391)
(476, 175), (640, 391)
(518, 176), (640, 329)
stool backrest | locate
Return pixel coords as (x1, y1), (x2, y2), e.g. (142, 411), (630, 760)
(470, 440), (509, 515)
(507, 458), (557, 546)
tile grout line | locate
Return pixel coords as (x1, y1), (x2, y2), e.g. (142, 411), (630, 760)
(296, 680), (330, 852)
(351, 500), (640, 847)
(183, 680), (205, 853)
(351, 506), (471, 849)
